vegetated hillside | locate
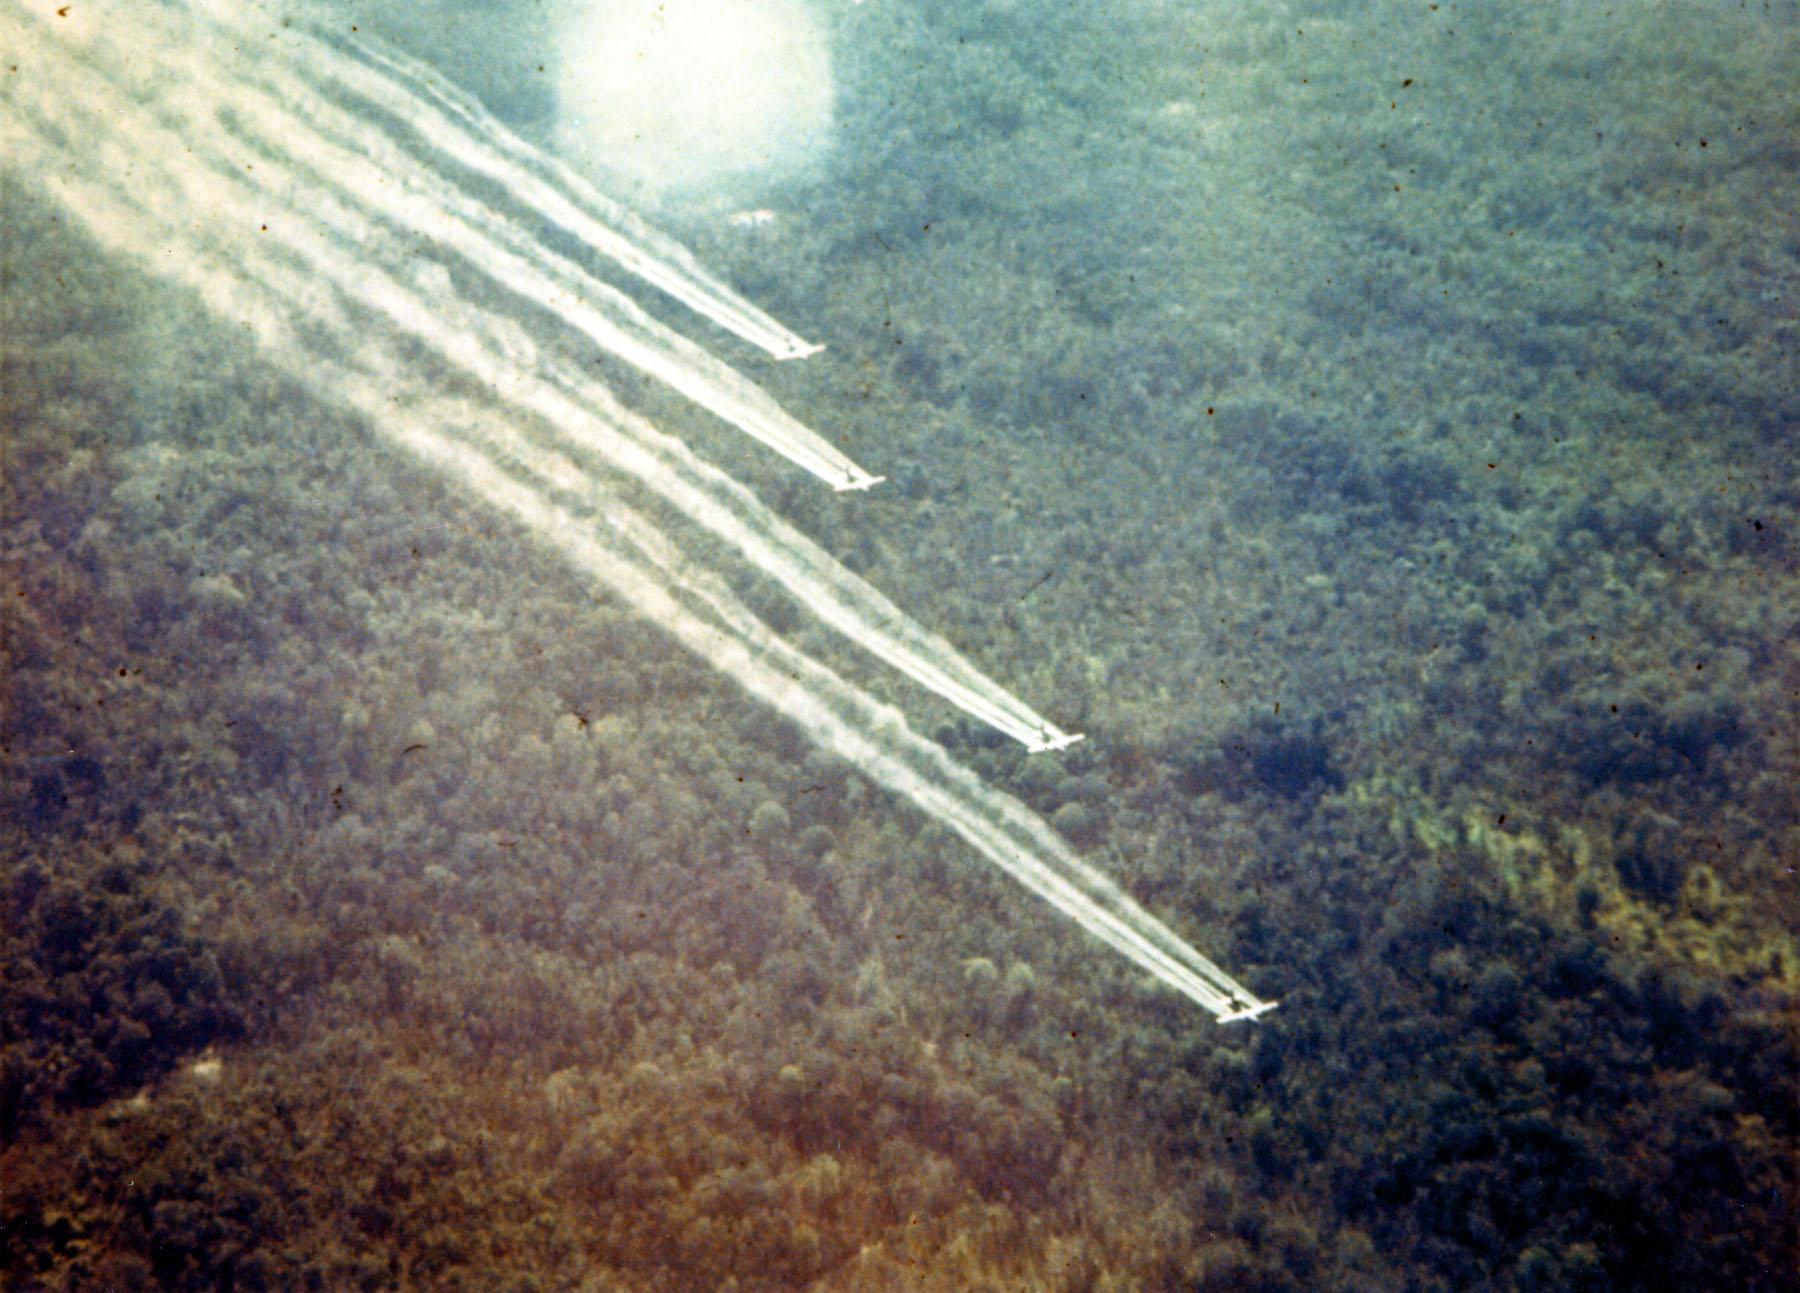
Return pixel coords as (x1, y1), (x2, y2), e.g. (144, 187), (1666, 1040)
(4, 2), (1797, 1290)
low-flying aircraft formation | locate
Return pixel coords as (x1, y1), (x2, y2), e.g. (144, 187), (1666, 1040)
(7, 0), (1271, 1021)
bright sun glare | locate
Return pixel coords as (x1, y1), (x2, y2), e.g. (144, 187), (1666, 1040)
(553, 0), (835, 198)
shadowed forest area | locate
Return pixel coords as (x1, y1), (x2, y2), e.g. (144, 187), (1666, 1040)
(3, 1), (1797, 1289)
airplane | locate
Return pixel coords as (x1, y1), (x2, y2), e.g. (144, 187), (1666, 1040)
(1029, 726), (1086, 754)
(1219, 999), (1280, 1024)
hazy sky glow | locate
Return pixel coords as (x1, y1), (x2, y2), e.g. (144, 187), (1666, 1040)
(552, 0), (836, 197)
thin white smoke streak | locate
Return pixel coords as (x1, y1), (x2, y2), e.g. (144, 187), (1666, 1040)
(155, 29), (878, 500)
(6, 0), (1271, 1017)
(61, 4), (1081, 755)
(202, 0), (822, 361)
(211, 50), (882, 493)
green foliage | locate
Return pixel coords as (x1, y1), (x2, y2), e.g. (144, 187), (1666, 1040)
(2, 1041), (581, 1291)
(4, 1), (1797, 1290)
(0, 846), (242, 1140)
(1241, 867), (1798, 1293)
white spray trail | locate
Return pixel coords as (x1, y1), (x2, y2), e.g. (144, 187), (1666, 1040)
(60, 0), (1082, 757)
(4, 0), (1273, 1020)
(241, 1), (824, 363)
